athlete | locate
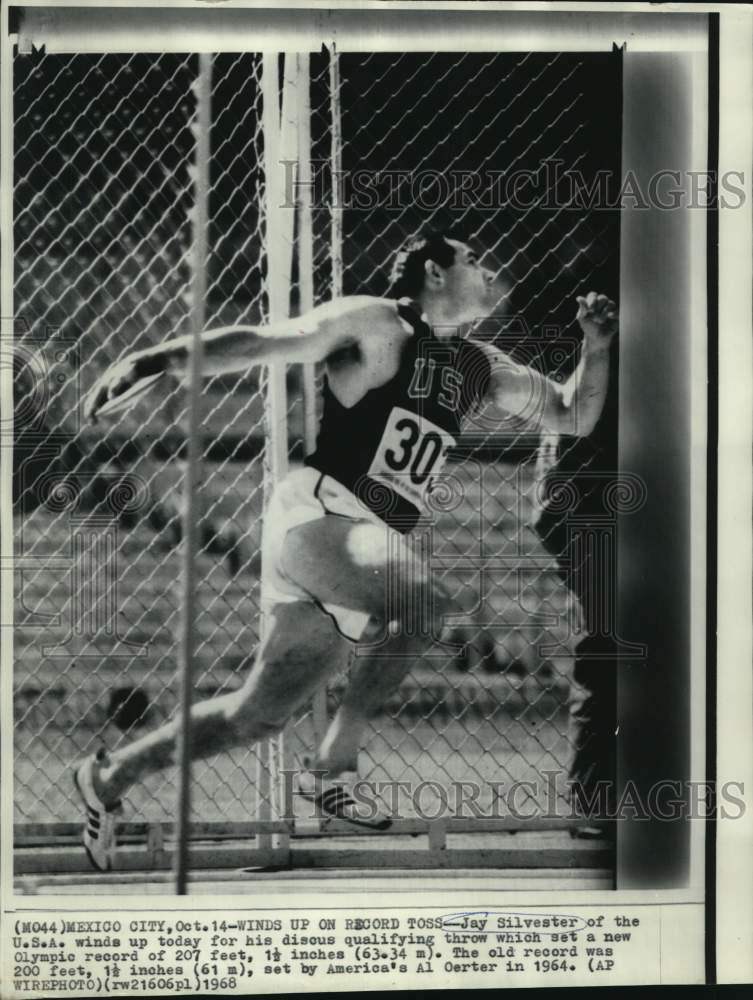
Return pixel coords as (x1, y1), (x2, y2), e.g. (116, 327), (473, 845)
(76, 232), (617, 870)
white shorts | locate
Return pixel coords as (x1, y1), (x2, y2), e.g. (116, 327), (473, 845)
(261, 466), (387, 642)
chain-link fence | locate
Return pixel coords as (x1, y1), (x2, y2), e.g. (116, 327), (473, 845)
(13, 50), (276, 831)
(13, 47), (620, 848)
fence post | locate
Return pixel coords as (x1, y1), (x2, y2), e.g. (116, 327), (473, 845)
(260, 50), (297, 857)
(174, 50), (211, 895)
(295, 52), (329, 756)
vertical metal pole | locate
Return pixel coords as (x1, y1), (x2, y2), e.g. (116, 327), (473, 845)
(297, 50), (316, 450)
(174, 51), (210, 895)
(275, 51), (299, 846)
(297, 52), (328, 747)
(260, 51), (296, 857)
(262, 53), (290, 480)
(257, 52), (280, 856)
(323, 42), (352, 752)
(329, 44), (343, 298)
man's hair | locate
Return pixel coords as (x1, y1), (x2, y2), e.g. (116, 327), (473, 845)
(387, 231), (461, 299)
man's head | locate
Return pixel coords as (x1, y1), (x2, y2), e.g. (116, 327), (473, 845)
(388, 231), (499, 325)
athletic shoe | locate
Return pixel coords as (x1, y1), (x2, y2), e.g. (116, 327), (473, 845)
(296, 765), (392, 831)
(73, 750), (122, 872)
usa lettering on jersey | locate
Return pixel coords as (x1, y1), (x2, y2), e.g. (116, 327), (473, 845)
(407, 353), (464, 412)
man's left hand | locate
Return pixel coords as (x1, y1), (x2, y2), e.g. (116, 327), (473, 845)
(576, 292), (618, 344)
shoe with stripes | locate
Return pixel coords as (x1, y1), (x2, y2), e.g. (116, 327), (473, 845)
(73, 751), (122, 872)
(296, 766), (392, 831)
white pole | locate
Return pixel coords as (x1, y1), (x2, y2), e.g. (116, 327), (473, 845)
(174, 50), (211, 896)
(296, 52), (328, 750)
(261, 52), (290, 484)
(321, 42), (351, 756)
(275, 51), (300, 845)
(297, 52), (317, 452)
(260, 51), (297, 855)
(257, 52), (281, 855)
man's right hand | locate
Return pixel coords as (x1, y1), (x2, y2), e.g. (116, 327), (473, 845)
(84, 350), (168, 424)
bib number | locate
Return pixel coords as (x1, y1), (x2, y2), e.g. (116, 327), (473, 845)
(368, 406), (456, 509)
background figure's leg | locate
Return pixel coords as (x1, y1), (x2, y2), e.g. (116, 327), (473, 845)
(314, 632), (424, 777)
(96, 601), (350, 805)
(568, 634), (617, 821)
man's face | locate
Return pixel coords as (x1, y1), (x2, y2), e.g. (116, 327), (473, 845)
(442, 239), (498, 322)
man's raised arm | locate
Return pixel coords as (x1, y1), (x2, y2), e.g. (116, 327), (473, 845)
(84, 296), (399, 423)
(480, 292), (617, 438)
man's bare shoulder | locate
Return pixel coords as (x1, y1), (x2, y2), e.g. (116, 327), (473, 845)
(317, 297), (411, 402)
(306, 296), (410, 360)
(310, 295), (400, 325)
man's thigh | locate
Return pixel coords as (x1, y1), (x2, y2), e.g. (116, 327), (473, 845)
(279, 514), (443, 627)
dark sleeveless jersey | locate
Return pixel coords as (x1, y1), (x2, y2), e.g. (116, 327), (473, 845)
(305, 299), (492, 533)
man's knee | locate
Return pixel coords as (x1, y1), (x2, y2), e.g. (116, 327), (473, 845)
(413, 580), (452, 634)
(362, 581), (452, 643)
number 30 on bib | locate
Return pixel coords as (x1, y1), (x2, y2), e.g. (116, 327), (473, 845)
(367, 406), (457, 509)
